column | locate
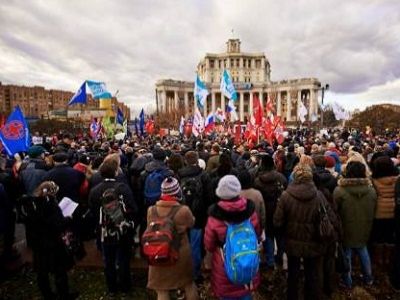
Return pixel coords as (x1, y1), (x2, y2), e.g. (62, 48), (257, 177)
(286, 91), (291, 121)
(161, 90), (166, 113)
(298, 90), (302, 121)
(240, 92), (244, 122)
(249, 92), (253, 114)
(211, 92), (216, 113)
(310, 88), (316, 120)
(277, 91), (282, 116)
(259, 91), (263, 110)
(184, 91), (189, 116)
(174, 90), (178, 111)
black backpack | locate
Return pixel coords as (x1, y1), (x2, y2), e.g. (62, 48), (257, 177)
(99, 186), (133, 244)
(181, 174), (204, 216)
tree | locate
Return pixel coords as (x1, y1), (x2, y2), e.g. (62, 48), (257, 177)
(347, 104), (400, 134)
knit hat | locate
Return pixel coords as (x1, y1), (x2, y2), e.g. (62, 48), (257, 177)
(28, 145), (45, 158)
(53, 152), (68, 163)
(161, 176), (181, 197)
(325, 155), (336, 168)
(216, 175), (241, 200)
(292, 164), (313, 183)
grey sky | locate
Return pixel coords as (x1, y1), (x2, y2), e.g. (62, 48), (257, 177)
(1, 0), (399, 116)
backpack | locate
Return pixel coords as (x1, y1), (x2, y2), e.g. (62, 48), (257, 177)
(144, 169), (167, 205)
(99, 187), (133, 244)
(222, 219), (260, 285)
(142, 205), (182, 266)
(181, 174), (204, 216)
(316, 196), (335, 242)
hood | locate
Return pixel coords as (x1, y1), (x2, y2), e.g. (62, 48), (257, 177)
(178, 165), (202, 178)
(208, 197), (255, 223)
(338, 178), (373, 197)
(313, 168), (334, 184)
(145, 160), (167, 172)
(73, 163), (87, 174)
(131, 155), (152, 171)
(286, 181), (317, 202)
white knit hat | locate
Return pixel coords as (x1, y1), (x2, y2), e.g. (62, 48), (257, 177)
(216, 175), (241, 200)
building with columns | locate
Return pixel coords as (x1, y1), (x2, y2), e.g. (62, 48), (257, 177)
(155, 39), (321, 123)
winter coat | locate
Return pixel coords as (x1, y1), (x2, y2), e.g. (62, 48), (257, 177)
(334, 178), (377, 248)
(206, 154), (220, 172)
(313, 167), (338, 205)
(43, 164), (85, 203)
(395, 177), (400, 244)
(24, 195), (72, 272)
(204, 197), (261, 298)
(240, 188), (266, 231)
(373, 176), (398, 219)
(19, 158), (47, 196)
(147, 200), (194, 290)
(178, 165), (211, 228)
(254, 170), (287, 236)
(273, 181), (328, 258)
(89, 168), (128, 189)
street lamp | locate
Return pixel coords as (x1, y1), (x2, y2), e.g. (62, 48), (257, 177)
(319, 83), (329, 128)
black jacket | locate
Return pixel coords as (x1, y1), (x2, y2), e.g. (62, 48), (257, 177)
(178, 165), (211, 228)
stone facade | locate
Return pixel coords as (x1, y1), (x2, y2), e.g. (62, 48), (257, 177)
(156, 39), (321, 123)
(0, 82), (130, 120)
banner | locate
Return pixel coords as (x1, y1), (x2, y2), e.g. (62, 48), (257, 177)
(0, 106), (30, 156)
(86, 80), (112, 99)
(68, 81), (87, 106)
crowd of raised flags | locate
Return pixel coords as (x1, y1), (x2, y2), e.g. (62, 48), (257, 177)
(0, 74), (351, 157)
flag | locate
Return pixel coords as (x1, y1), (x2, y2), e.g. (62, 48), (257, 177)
(220, 70), (237, 101)
(0, 106), (30, 156)
(215, 107), (225, 123)
(139, 109), (145, 135)
(122, 119), (128, 134)
(102, 116), (114, 139)
(116, 107), (124, 125)
(68, 82), (87, 106)
(331, 102), (350, 120)
(89, 118), (101, 139)
(244, 121), (257, 142)
(298, 100), (307, 123)
(179, 116), (185, 135)
(226, 100), (238, 122)
(194, 75), (209, 110)
(145, 119), (155, 135)
(253, 96), (263, 126)
(192, 109), (204, 137)
(204, 112), (215, 133)
(86, 80), (112, 99)
(134, 118), (139, 135)
(265, 95), (274, 116)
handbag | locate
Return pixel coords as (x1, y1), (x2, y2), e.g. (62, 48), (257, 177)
(335, 243), (350, 273)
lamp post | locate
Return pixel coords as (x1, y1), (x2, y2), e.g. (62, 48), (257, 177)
(319, 83), (329, 128)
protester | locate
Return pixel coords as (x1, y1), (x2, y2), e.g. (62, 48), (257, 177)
(146, 177), (198, 300)
(19, 145), (48, 195)
(334, 161), (376, 288)
(204, 175), (261, 299)
(274, 164), (333, 300)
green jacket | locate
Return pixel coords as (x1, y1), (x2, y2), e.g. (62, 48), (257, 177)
(334, 178), (377, 248)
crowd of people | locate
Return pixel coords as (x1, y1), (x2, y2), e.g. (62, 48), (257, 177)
(0, 127), (400, 300)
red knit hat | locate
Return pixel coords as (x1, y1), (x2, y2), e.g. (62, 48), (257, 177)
(325, 155), (335, 168)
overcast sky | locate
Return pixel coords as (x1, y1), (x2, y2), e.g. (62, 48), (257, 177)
(1, 0), (399, 116)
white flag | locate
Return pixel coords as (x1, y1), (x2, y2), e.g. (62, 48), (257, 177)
(298, 100), (307, 123)
(192, 109), (204, 137)
(179, 116), (185, 134)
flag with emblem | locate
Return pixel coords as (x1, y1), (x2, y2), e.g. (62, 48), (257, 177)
(0, 106), (30, 156)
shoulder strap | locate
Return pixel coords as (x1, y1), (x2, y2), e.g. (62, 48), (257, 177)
(167, 205), (182, 220)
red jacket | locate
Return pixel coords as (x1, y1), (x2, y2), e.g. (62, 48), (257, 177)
(204, 197), (261, 298)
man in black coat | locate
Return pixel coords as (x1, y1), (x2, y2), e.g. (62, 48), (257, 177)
(88, 159), (137, 295)
(43, 152), (85, 203)
(178, 151), (211, 283)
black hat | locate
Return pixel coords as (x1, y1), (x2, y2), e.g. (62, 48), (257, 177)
(53, 152), (68, 163)
(152, 148), (166, 161)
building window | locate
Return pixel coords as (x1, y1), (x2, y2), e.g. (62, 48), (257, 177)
(230, 59), (234, 67)
(210, 60), (214, 68)
(236, 59), (240, 67)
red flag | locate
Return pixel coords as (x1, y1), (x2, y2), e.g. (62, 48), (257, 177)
(244, 121), (257, 143)
(263, 118), (274, 146)
(253, 96), (263, 126)
(265, 95), (274, 116)
(145, 119), (154, 135)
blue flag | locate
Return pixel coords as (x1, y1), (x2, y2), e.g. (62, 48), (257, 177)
(139, 109), (145, 136)
(134, 118), (139, 136)
(220, 70), (238, 101)
(0, 106), (30, 156)
(116, 107), (124, 125)
(194, 75), (209, 110)
(86, 80), (112, 99)
(68, 82), (87, 106)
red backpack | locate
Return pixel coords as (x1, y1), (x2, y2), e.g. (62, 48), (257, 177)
(142, 205), (182, 266)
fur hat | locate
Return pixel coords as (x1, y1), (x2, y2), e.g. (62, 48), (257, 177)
(216, 175), (241, 200)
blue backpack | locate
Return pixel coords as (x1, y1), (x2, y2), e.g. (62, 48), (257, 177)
(223, 219), (259, 285)
(144, 169), (166, 205)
